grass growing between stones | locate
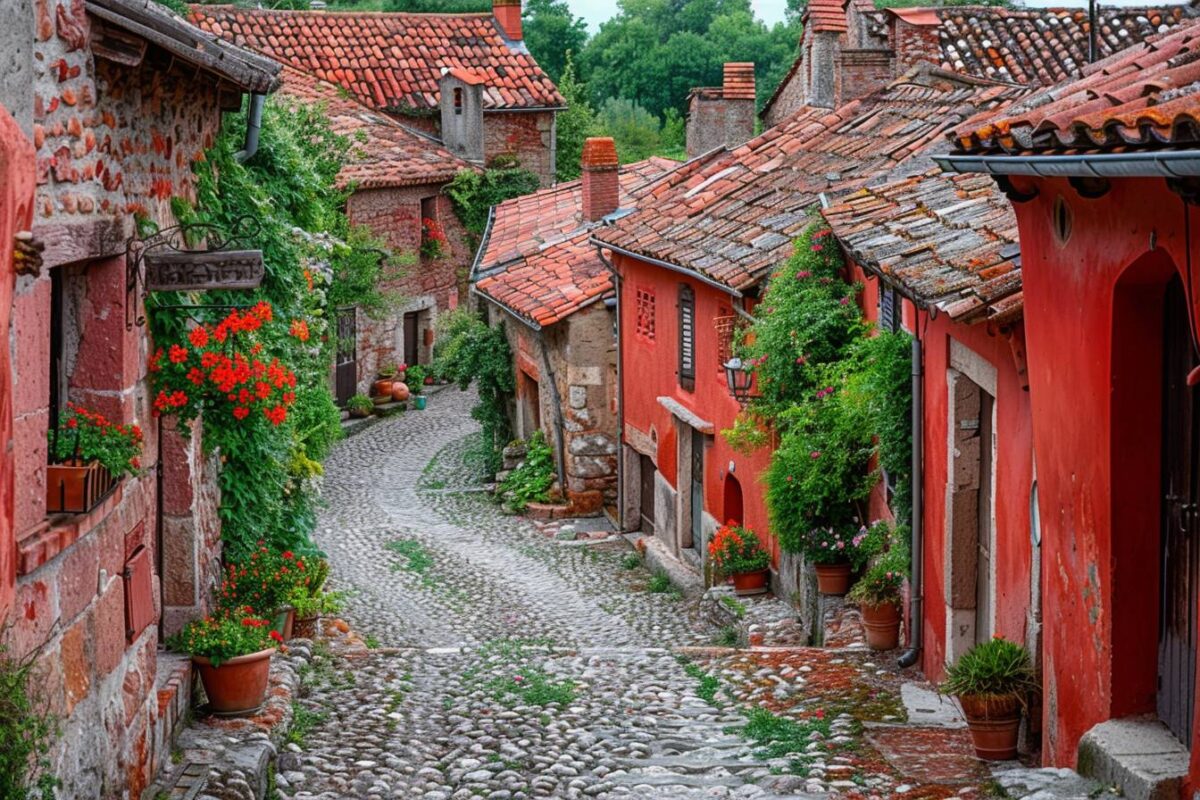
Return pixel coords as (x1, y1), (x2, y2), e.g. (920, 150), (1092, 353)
(680, 660), (722, 707)
(386, 539), (434, 576)
(287, 702), (328, 748)
(464, 638), (579, 709)
(621, 553), (642, 570)
(719, 596), (747, 618)
(735, 707), (832, 772)
(715, 626), (742, 647)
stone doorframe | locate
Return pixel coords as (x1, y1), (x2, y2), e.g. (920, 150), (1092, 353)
(658, 397), (715, 569)
(945, 339), (999, 664)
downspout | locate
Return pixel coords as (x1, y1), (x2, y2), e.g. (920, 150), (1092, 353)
(536, 330), (569, 494)
(596, 245), (625, 529)
(898, 332), (924, 669)
(235, 93), (267, 164)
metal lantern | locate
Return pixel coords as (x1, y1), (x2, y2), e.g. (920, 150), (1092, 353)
(724, 357), (754, 402)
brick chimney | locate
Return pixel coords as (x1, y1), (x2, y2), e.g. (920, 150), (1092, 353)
(686, 63), (757, 158)
(581, 137), (619, 222)
(493, 0), (523, 42)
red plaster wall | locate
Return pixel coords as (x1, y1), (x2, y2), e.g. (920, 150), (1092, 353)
(615, 253), (775, 559)
(0, 108), (35, 626)
(1007, 176), (1200, 783)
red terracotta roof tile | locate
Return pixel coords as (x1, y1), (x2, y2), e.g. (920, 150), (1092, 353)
(822, 169), (1022, 323)
(595, 67), (1029, 292)
(191, 6), (565, 113)
(954, 22), (1200, 153)
(277, 66), (470, 189)
(474, 158), (681, 328)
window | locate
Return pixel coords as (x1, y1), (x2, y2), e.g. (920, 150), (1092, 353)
(454, 87), (464, 116)
(678, 284), (695, 391)
(635, 288), (656, 340)
(879, 284), (901, 333)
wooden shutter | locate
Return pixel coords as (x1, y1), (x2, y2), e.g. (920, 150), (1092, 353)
(880, 284), (900, 333)
(679, 284), (696, 391)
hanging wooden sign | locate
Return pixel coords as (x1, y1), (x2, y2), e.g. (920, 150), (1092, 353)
(144, 250), (265, 292)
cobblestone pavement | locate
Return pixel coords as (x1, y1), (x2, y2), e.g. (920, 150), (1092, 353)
(277, 388), (1102, 800)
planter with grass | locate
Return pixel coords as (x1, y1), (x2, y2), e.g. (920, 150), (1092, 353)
(940, 637), (1037, 761)
(347, 394), (374, 418)
(172, 615), (282, 715)
(288, 559), (346, 639)
(848, 543), (907, 650)
(708, 522), (771, 595)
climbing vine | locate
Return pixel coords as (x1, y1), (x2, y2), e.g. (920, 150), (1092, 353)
(0, 642), (59, 800)
(725, 223), (913, 554)
(433, 309), (516, 474)
(150, 98), (396, 560)
(444, 159), (541, 240)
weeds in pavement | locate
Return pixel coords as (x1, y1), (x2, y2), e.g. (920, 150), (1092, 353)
(719, 596), (747, 618)
(736, 707), (833, 774)
(621, 553), (642, 570)
(287, 702), (327, 747)
(386, 539), (434, 576)
(364, 634), (381, 649)
(715, 626), (741, 648)
(681, 661), (722, 707)
(647, 571), (674, 593)
(485, 667), (576, 707)
(464, 638), (578, 708)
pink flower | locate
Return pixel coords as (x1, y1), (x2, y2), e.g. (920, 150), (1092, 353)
(810, 451), (821, 459)
(839, 296), (849, 306)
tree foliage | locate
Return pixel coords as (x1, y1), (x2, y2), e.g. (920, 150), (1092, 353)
(523, 0), (589, 83)
(554, 54), (601, 182)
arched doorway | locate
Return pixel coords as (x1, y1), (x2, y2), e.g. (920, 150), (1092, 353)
(723, 474), (744, 527)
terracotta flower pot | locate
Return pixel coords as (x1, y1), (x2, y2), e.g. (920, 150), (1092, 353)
(349, 406), (372, 419)
(193, 648), (275, 715)
(392, 382), (411, 402)
(46, 460), (116, 514)
(373, 379), (393, 397)
(732, 569), (770, 596)
(271, 607), (295, 641)
(958, 693), (1022, 761)
(860, 601), (901, 650)
(814, 562), (852, 595)
(293, 614), (319, 640)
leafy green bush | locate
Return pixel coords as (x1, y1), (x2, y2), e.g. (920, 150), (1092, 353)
(499, 431), (556, 512)
(848, 533), (909, 607)
(347, 394), (374, 414)
(0, 643), (58, 800)
(445, 163), (541, 240)
(170, 615), (280, 666)
(405, 364), (427, 395)
(941, 638), (1038, 699)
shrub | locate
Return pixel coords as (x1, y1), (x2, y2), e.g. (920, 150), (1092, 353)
(941, 637), (1038, 699)
(405, 364), (427, 395)
(170, 615), (281, 666)
(0, 643), (58, 800)
(434, 313), (515, 473)
(347, 394), (374, 414)
(708, 523), (770, 576)
(499, 431), (556, 511)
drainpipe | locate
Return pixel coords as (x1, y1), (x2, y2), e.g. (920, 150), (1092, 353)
(595, 245), (625, 529)
(898, 332), (924, 669)
(535, 330), (569, 494)
(235, 93), (267, 164)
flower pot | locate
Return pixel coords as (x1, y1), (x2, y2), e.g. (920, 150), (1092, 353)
(193, 648), (275, 715)
(293, 614), (319, 640)
(958, 694), (1022, 761)
(732, 569), (770, 596)
(814, 562), (852, 595)
(271, 607), (295, 641)
(372, 379), (393, 397)
(349, 406), (372, 419)
(392, 383), (411, 402)
(46, 460), (117, 514)
(860, 601), (901, 650)
(414, 396), (427, 410)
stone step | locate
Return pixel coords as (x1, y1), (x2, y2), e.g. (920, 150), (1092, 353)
(1077, 717), (1188, 800)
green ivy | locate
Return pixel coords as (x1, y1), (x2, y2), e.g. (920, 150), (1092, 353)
(444, 161), (541, 241)
(499, 431), (556, 511)
(433, 310), (515, 474)
(0, 643), (59, 800)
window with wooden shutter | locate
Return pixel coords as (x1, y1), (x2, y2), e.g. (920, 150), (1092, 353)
(678, 284), (696, 391)
(879, 284), (901, 333)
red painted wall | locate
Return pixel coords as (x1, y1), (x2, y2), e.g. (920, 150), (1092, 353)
(615, 252), (775, 558)
(1006, 176), (1200, 782)
(852, 263), (1035, 680)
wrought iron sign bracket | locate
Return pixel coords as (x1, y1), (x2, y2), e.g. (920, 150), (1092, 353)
(124, 216), (265, 330)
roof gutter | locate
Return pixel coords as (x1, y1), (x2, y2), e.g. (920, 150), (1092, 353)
(934, 150), (1200, 179)
(468, 205), (497, 282)
(593, 240), (744, 298)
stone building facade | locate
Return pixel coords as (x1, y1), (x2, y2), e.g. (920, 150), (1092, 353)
(1, 0), (279, 795)
(686, 63), (757, 159)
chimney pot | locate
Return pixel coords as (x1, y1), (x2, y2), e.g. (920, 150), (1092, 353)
(723, 62), (757, 100)
(493, 0), (523, 42)
(581, 137), (620, 222)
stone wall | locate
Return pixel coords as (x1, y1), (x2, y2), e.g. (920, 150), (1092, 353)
(1, 0), (34, 137)
(892, 18), (941, 75)
(556, 304), (618, 512)
(763, 56), (810, 129)
(838, 49), (895, 106)
(485, 110), (556, 186)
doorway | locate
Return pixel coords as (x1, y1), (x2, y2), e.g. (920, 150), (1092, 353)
(945, 349), (997, 664)
(1158, 274), (1199, 746)
(686, 427), (704, 552)
(403, 311), (420, 367)
(520, 371), (541, 439)
(723, 474), (744, 526)
(335, 308), (358, 406)
(640, 454), (657, 536)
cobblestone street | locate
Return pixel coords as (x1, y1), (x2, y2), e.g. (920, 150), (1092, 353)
(274, 388), (1103, 800)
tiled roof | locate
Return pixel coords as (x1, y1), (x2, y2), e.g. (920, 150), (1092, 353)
(277, 66), (470, 189)
(475, 159), (680, 328)
(822, 170), (1023, 324)
(953, 22), (1200, 154)
(594, 68), (1028, 293)
(191, 6), (565, 112)
(931, 5), (1193, 85)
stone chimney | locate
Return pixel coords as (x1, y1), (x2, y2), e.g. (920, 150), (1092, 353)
(439, 67), (486, 164)
(581, 137), (619, 222)
(493, 0), (523, 42)
(686, 63), (757, 158)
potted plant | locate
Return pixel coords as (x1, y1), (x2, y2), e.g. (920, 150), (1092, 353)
(848, 559), (905, 650)
(288, 559), (346, 639)
(172, 615), (282, 715)
(708, 523), (771, 595)
(347, 394), (374, 418)
(798, 525), (870, 594)
(374, 364), (397, 397)
(941, 637), (1038, 761)
(216, 545), (307, 639)
(421, 218), (448, 260)
(47, 403), (144, 514)
(406, 365), (427, 395)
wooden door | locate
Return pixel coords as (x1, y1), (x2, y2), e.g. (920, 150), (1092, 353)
(640, 454), (656, 536)
(1159, 275), (1200, 745)
(404, 312), (420, 367)
(335, 308), (357, 406)
(689, 427), (704, 550)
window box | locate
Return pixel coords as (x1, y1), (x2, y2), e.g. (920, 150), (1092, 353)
(46, 459), (120, 515)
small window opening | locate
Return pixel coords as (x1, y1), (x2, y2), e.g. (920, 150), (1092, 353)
(1052, 195), (1072, 246)
(454, 87), (464, 116)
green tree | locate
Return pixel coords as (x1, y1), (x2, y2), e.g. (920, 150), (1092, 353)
(523, 0), (589, 83)
(555, 55), (601, 181)
(597, 98), (663, 163)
